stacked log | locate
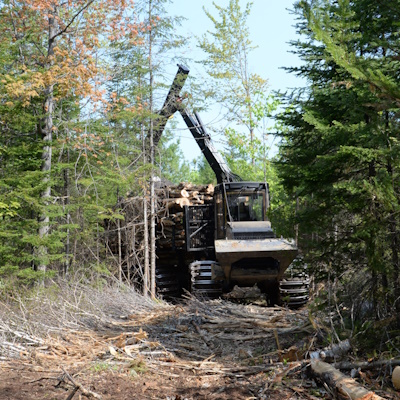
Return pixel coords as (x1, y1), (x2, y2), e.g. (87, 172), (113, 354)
(157, 212), (186, 249)
(156, 183), (214, 250)
(157, 182), (214, 210)
(104, 182), (215, 276)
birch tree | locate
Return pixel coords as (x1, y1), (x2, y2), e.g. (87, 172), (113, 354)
(197, 0), (269, 161)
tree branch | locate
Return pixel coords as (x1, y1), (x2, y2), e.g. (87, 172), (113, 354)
(52, 0), (96, 42)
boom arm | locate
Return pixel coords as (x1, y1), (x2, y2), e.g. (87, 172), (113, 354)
(153, 64), (190, 148)
(179, 108), (240, 183)
(156, 64), (241, 184)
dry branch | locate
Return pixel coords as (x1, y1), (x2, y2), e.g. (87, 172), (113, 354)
(62, 367), (102, 399)
(1, 281), (315, 388)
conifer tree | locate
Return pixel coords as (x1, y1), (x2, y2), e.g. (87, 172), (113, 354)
(277, 0), (400, 317)
(0, 0), (132, 279)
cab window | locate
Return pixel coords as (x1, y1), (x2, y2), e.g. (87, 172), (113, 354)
(227, 192), (265, 222)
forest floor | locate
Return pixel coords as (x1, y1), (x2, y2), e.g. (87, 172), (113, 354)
(0, 288), (399, 399)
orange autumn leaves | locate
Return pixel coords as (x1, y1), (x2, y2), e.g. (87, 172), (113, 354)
(61, 132), (110, 165)
(0, 0), (141, 108)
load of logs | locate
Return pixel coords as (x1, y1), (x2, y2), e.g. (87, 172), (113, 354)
(104, 182), (215, 281)
(157, 182), (214, 209)
(155, 182), (214, 250)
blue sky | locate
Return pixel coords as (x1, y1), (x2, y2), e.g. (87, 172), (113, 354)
(165, 0), (304, 161)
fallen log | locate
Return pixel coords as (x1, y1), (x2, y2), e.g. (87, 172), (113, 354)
(191, 199), (205, 205)
(175, 198), (190, 208)
(310, 359), (386, 400)
(162, 197), (190, 209)
(159, 218), (175, 227)
(174, 212), (184, 220)
(177, 182), (193, 190)
(334, 358), (400, 371)
(309, 339), (351, 362)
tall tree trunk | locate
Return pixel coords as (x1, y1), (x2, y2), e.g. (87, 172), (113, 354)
(142, 125), (150, 296)
(64, 160), (70, 275)
(117, 217), (122, 282)
(148, 0), (156, 298)
(37, 6), (57, 272)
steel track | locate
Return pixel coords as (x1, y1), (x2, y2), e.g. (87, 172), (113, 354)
(190, 260), (222, 299)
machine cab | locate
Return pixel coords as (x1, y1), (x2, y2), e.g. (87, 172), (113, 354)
(214, 182), (275, 240)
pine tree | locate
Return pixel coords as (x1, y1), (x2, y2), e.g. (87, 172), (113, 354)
(277, 0), (400, 318)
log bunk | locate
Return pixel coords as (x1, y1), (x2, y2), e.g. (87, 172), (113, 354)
(156, 182), (214, 250)
(104, 182), (215, 291)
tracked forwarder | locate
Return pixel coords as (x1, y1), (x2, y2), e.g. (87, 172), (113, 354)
(154, 65), (307, 306)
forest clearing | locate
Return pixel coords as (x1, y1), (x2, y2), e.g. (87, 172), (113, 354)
(1, 280), (399, 400)
(2, 0), (400, 398)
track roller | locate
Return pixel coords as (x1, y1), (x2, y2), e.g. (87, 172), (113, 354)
(155, 265), (181, 299)
(280, 266), (310, 308)
(190, 261), (222, 299)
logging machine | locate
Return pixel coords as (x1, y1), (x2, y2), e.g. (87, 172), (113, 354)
(154, 65), (308, 306)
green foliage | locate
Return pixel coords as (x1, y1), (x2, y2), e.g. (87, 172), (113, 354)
(90, 362), (119, 373)
(0, 201), (20, 217)
(0, 265), (56, 295)
(0, 0), (192, 283)
(157, 129), (192, 184)
(187, 156), (216, 185)
(277, 0), (400, 320)
(197, 0), (270, 169)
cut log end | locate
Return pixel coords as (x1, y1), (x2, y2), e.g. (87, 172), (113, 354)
(392, 366), (400, 390)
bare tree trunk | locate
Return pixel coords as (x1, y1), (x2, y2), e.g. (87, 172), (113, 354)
(117, 217), (122, 282)
(125, 220), (131, 283)
(148, 0), (156, 299)
(38, 85), (53, 271)
(142, 129), (150, 296)
(64, 159), (70, 275)
(150, 174), (156, 298)
(37, 6), (57, 272)
(310, 360), (385, 400)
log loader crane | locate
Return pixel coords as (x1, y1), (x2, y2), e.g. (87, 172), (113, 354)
(154, 64), (308, 306)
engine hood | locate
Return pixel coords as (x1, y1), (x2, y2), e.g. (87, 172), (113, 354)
(226, 221), (275, 239)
